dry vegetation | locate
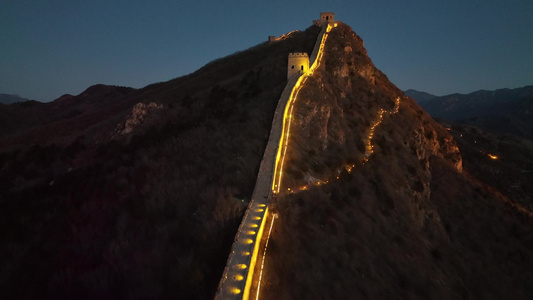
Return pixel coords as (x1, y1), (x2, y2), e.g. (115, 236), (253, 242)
(445, 122), (533, 209)
(263, 156), (533, 299)
(261, 23), (533, 299)
(0, 27), (321, 299)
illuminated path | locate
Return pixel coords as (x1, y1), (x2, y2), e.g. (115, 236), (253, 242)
(214, 75), (299, 300)
(272, 23), (333, 194)
(215, 23), (333, 300)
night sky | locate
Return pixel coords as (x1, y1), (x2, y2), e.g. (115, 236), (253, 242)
(1, 0), (532, 102)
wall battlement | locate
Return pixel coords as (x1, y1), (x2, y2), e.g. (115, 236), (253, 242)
(288, 52), (309, 58)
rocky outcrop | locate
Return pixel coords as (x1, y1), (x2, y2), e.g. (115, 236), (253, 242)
(276, 22), (465, 236)
(115, 102), (164, 136)
(411, 122), (463, 173)
(280, 23), (462, 193)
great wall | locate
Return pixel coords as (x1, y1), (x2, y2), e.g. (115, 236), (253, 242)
(215, 12), (335, 300)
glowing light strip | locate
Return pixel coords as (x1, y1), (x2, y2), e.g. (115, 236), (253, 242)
(273, 76), (306, 193)
(242, 206), (269, 300)
(362, 97), (401, 160)
(255, 213), (277, 300)
(272, 24), (333, 194)
(308, 25), (331, 73)
(488, 154), (498, 160)
(285, 97), (402, 194)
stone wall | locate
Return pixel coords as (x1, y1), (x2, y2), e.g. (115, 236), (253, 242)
(215, 15), (334, 300)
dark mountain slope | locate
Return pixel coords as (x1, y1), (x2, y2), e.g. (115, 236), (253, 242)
(444, 122), (533, 209)
(0, 27), (321, 299)
(261, 22), (533, 300)
(0, 84), (136, 149)
(0, 24), (325, 151)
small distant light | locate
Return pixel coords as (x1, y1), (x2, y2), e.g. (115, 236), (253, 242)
(234, 264), (247, 270)
(488, 154), (499, 160)
(231, 287), (241, 294)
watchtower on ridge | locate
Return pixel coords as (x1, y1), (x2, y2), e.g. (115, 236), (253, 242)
(320, 12), (335, 25)
(287, 12), (334, 79)
(313, 12), (335, 26)
(287, 52), (309, 79)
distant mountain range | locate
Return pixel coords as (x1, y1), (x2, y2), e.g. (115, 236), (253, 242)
(403, 89), (436, 103)
(405, 86), (533, 138)
(0, 94), (32, 105)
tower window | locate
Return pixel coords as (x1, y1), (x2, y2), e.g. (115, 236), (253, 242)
(291, 65), (295, 69)
(301, 65), (304, 70)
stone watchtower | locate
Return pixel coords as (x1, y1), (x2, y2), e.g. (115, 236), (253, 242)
(287, 52), (309, 79)
(320, 12), (335, 25)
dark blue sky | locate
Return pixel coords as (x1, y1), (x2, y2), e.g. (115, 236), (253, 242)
(1, 0), (532, 102)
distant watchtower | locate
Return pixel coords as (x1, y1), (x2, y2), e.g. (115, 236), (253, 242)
(312, 12), (335, 26)
(320, 12), (335, 25)
(287, 52), (309, 79)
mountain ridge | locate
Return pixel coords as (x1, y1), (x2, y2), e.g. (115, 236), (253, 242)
(406, 85), (533, 138)
(0, 93), (33, 105)
(406, 85), (533, 103)
(0, 84), (137, 149)
(404, 89), (437, 103)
